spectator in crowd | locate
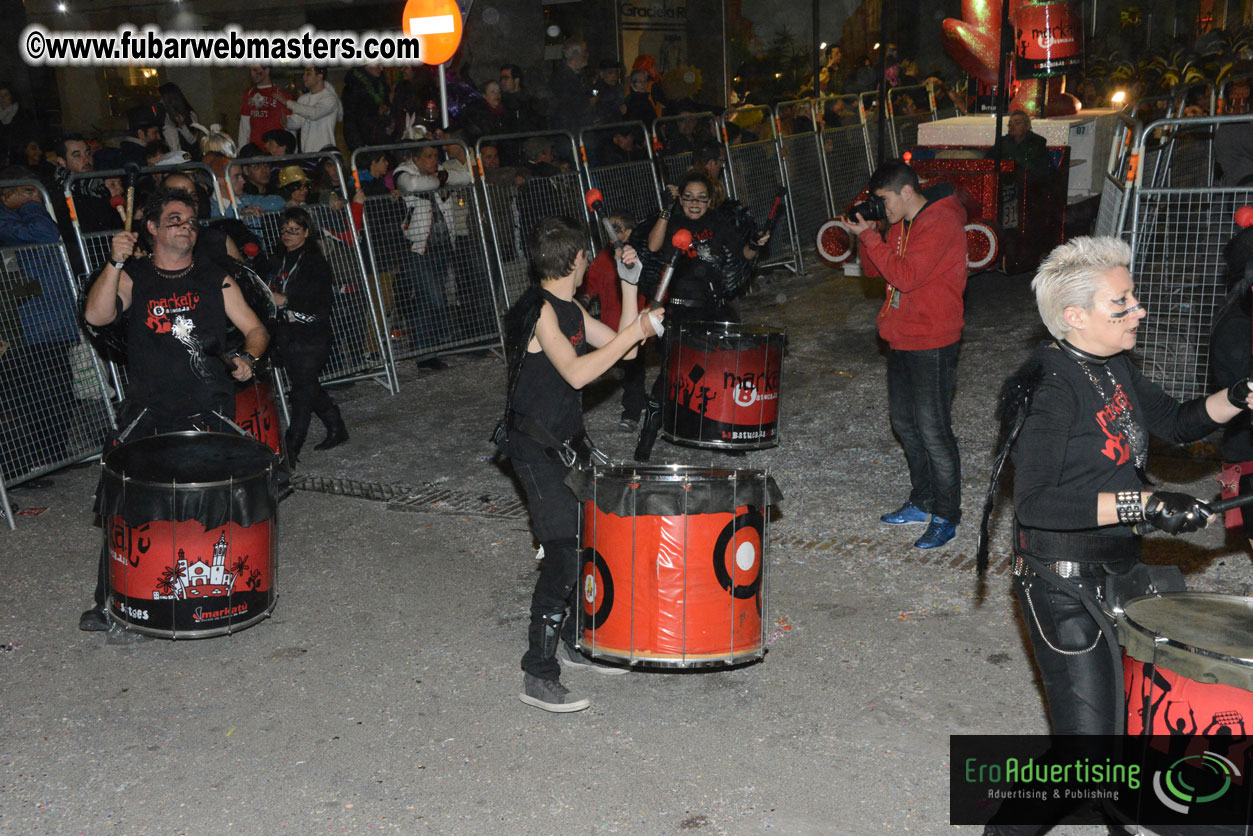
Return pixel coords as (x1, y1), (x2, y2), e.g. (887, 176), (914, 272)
(391, 64), (426, 138)
(200, 125), (238, 160)
(623, 69), (660, 126)
(461, 81), (509, 144)
(120, 105), (163, 168)
(238, 65), (292, 151)
(820, 45), (845, 95)
(598, 125), (645, 165)
(990, 110), (1055, 185)
(286, 66), (343, 155)
(581, 211), (648, 430)
(356, 148), (393, 196)
(548, 39), (593, 133)
(79, 187), (269, 633)
(522, 136), (561, 177)
(394, 144), (469, 369)
(262, 129), (297, 158)
(157, 82), (203, 160)
(267, 206), (347, 462)
(0, 167), (79, 478)
(843, 160), (968, 550)
(277, 165), (313, 207)
(591, 60), (625, 124)
(478, 141), (524, 188)
(232, 146), (285, 235)
(436, 136), (495, 340)
(20, 138), (55, 184)
(342, 64), (392, 152)
(1216, 117), (1253, 186)
(499, 64), (542, 133)
(821, 96), (855, 128)
(237, 144), (278, 196)
(850, 55), (878, 94)
(51, 134), (119, 241)
(0, 84), (37, 166)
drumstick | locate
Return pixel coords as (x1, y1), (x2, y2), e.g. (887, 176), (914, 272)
(584, 189), (621, 255)
(122, 162), (140, 234)
(651, 228), (693, 309)
(1205, 492), (1253, 514)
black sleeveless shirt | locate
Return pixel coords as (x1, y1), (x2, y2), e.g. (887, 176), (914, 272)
(511, 289), (588, 444)
(125, 257), (234, 416)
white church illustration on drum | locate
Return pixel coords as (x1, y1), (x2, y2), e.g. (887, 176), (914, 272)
(153, 532), (238, 600)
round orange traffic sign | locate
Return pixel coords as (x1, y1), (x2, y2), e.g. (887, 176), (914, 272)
(402, 0), (462, 66)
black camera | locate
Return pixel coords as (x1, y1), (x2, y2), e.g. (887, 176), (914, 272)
(847, 194), (886, 222)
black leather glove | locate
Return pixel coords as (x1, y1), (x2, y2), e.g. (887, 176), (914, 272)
(1227, 378), (1252, 409)
(1144, 491), (1212, 535)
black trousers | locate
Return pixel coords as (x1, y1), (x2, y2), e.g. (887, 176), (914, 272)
(275, 325), (334, 441)
(510, 448), (580, 681)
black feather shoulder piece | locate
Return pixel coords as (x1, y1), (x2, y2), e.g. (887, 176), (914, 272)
(976, 355), (1045, 575)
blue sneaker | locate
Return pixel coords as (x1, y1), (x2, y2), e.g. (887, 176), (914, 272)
(914, 517), (957, 549)
(880, 502), (930, 525)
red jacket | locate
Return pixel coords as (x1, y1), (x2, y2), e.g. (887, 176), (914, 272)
(858, 186), (967, 351)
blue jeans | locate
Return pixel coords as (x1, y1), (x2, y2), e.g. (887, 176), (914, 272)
(396, 241), (452, 354)
(886, 343), (962, 523)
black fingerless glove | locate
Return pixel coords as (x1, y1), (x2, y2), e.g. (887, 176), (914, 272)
(1228, 378), (1252, 409)
(1144, 490), (1212, 535)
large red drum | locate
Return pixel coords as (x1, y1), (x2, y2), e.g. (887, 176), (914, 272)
(662, 323), (786, 450)
(576, 465), (780, 668)
(100, 432), (281, 639)
(234, 374), (283, 455)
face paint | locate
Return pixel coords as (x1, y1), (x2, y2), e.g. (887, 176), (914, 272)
(1108, 303), (1144, 320)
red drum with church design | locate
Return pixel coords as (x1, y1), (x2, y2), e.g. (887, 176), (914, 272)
(576, 465), (779, 668)
(662, 322), (785, 450)
(101, 432), (280, 639)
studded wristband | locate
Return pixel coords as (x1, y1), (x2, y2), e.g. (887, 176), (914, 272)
(1115, 490), (1144, 524)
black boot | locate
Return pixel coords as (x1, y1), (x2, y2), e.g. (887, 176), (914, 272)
(633, 398), (661, 462)
(313, 404), (348, 451)
(284, 428), (306, 466)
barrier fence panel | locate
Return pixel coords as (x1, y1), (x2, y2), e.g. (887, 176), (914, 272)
(1219, 75), (1253, 115)
(578, 121), (664, 229)
(1127, 117), (1253, 399)
(652, 112), (721, 188)
(860, 91), (888, 166)
(819, 95), (873, 213)
(351, 140), (502, 366)
(1093, 114), (1142, 239)
(721, 106), (803, 275)
(226, 151), (396, 391)
(776, 99), (832, 256)
(475, 130), (595, 308)
(886, 84), (938, 158)
(1, 179), (116, 528)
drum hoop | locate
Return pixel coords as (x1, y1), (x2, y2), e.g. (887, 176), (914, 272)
(104, 431), (277, 490)
(591, 463), (767, 483)
(675, 321), (786, 340)
(1120, 592), (1253, 668)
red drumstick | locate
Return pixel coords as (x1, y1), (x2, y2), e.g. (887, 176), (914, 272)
(585, 188), (622, 253)
(651, 228), (692, 307)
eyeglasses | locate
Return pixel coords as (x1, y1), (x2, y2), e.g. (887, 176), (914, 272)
(280, 227), (307, 236)
(680, 194), (710, 204)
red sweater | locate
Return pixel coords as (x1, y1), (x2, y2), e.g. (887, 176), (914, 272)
(858, 187), (968, 350)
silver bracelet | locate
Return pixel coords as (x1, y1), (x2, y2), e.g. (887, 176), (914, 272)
(1115, 490), (1144, 524)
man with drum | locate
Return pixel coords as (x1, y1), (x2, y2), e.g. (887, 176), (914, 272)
(496, 216), (662, 713)
(842, 160), (967, 550)
(77, 187), (269, 633)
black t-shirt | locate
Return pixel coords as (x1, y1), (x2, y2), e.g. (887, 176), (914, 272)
(1013, 343), (1218, 542)
(655, 210), (747, 303)
(124, 257), (234, 416)
(510, 290), (587, 454)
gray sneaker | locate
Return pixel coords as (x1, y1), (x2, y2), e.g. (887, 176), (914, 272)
(519, 673), (590, 713)
(558, 641), (629, 676)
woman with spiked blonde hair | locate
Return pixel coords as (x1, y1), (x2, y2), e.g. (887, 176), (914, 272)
(978, 235), (1253, 833)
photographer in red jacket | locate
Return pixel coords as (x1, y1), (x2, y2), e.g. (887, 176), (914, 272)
(843, 160), (968, 549)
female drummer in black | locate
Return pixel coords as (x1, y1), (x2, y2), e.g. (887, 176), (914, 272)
(981, 236), (1253, 835)
(268, 207), (348, 462)
(630, 172), (770, 460)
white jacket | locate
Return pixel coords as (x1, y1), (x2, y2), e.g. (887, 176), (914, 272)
(393, 159), (472, 254)
(286, 87), (343, 153)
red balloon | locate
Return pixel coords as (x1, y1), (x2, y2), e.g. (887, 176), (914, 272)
(1236, 206), (1253, 228)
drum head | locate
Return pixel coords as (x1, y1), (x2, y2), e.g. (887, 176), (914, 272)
(1120, 593), (1253, 691)
(105, 431), (276, 486)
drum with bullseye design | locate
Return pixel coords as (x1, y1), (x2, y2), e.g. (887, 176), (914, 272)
(576, 465), (780, 668)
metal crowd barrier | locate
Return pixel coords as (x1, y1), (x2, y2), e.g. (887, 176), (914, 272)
(818, 94), (873, 212)
(886, 84), (939, 159)
(720, 105), (803, 274)
(578, 120), (664, 228)
(652, 112), (721, 186)
(0, 179), (116, 529)
(475, 129), (595, 308)
(776, 99), (831, 255)
(1127, 114), (1253, 400)
(859, 90), (887, 165)
(350, 139), (502, 367)
(1093, 113), (1142, 239)
(225, 151), (397, 392)
(1218, 75), (1253, 115)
